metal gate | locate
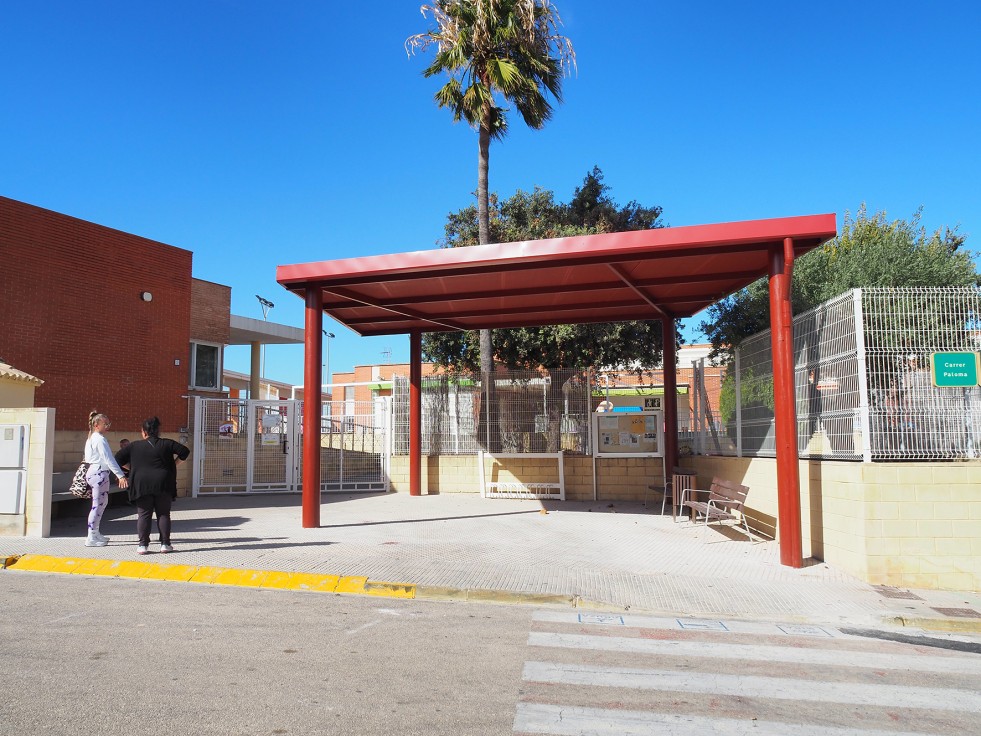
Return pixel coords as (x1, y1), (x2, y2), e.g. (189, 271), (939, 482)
(192, 397), (390, 495)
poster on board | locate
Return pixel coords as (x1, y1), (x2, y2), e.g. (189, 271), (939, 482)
(592, 410), (662, 456)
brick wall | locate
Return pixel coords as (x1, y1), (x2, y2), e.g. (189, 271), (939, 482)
(0, 196), (192, 434)
(190, 278), (230, 344)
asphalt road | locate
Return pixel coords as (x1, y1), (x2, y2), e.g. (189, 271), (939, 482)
(0, 572), (530, 736)
(3, 573), (980, 736)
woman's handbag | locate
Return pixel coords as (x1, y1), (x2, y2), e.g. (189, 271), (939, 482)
(69, 462), (92, 499)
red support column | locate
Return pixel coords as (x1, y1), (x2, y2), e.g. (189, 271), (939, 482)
(409, 331), (422, 496)
(769, 238), (803, 567)
(302, 286), (323, 528)
(661, 317), (678, 473)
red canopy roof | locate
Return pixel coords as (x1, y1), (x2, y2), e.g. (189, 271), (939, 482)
(276, 214), (837, 336)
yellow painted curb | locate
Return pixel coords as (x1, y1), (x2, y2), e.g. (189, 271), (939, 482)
(13, 554), (85, 574)
(415, 585), (469, 602)
(891, 615), (981, 634)
(258, 570), (302, 590)
(5, 554), (62, 572)
(189, 565), (226, 584)
(70, 558), (117, 576)
(413, 585), (574, 606)
(111, 561), (157, 579)
(211, 568), (270, 587)
(285, 572), (340, 592)
(9, 555), (559, 609)
(467, 589), (574, 606)
(142, 563), (199, 582)
(363, 581), (416, 599)
(335, 576), (368, 595)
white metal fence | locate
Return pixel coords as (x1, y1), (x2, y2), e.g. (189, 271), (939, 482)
(692, 287), (981, 461)
(392, 370), (593, 456)
(192, 397), (389, 494)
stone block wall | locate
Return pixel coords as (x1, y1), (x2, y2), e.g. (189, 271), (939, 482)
(0, 407), (55, 537)
(386, 453), (665, 504)
(688, 456), (981, 591)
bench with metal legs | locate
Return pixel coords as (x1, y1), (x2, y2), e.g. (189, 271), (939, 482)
(679, 476), (752, 537)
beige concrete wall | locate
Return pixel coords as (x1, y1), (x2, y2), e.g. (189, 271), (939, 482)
(688, 456), (981, 592)
(0, 407), (55, 537)
(54, 430), (191, 496)
(387, 453), (666, 504)
(0, 381), (37, 408)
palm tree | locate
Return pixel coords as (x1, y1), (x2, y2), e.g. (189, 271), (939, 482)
(407, 0), (575, 445)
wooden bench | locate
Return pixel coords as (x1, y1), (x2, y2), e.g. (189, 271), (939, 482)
(679, 477), (752, 537)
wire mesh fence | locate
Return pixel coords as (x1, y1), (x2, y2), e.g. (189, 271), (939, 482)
(310, 399), (389, 491)
(694, 287), (981, 461)
(192, 397), (389, 493)
(863, 288), (981, 459)
(392, 370), (594, 455)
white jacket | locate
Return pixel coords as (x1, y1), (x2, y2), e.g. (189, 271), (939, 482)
(84, 431), (126, 479)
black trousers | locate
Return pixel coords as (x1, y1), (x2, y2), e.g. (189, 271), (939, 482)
(134, 494), (173, 546)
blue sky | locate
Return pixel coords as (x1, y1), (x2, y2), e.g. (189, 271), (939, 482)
(3, 1), (979, 387)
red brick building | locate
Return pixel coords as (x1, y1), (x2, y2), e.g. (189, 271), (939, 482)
(0, 196), (228, 446)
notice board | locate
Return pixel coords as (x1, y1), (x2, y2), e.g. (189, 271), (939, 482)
(591, 410), (663, 457)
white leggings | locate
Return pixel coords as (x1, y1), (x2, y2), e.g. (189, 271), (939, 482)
(85, 466), (110, 533)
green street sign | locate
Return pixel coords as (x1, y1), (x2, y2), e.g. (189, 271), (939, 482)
(930, 352), (980, 387)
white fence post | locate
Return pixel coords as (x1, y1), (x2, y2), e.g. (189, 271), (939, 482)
(852, 289), (873, 463)
(191, 396), (202, 497)
(734, 348), (743, 457)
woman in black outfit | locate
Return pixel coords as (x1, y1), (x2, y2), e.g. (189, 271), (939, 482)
(115, 416), (190, 555)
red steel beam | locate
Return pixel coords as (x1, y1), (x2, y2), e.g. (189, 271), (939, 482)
(769, 238), (803, 567)
(302, 286), (323, 528)
(276, 214), (837, 290)
(321, 269), (766, 312)
(322, 285), (467, 332)
(661, 317), (678, 473)
(607, 263), (671, 319)
(409, 331), (422, 496)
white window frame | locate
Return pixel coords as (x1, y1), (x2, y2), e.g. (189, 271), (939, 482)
(190, 341), (223, 390)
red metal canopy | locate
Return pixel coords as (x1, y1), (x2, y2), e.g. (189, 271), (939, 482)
(276, 214), (837, 336)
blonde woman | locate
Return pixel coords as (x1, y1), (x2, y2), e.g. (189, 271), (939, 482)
(83, 411), (128, 547)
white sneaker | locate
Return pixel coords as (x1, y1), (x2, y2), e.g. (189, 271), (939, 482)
(160, 543), (174, 553)
(136, 545), (149, 555)
(85, 534), (108, 547)
(93, 531), (110, 543)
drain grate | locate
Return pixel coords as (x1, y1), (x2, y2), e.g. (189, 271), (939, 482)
(873, 585), (924, 601)
(930, 607), (981, 618)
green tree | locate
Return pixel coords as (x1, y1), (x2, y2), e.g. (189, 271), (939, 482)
(407, 0), (575, 380)
(422, 168), (669, 372)
(700, 204), (979, 363)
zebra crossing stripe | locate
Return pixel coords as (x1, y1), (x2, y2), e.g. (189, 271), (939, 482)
(534, 610), (840, 637)
(528, 631), (981, 675)
(513, 702), (933, 736)
(521, 661), (981, 712)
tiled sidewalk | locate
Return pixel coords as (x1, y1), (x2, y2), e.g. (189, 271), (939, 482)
(4, 492), (980, 633)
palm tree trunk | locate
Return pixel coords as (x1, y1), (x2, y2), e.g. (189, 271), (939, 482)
(477, 121), (497, 449)
(477, 123), (491, 247)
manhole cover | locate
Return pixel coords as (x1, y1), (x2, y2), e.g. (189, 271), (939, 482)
(873, 585), (924, 600)
(930, 607), (981, 618)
